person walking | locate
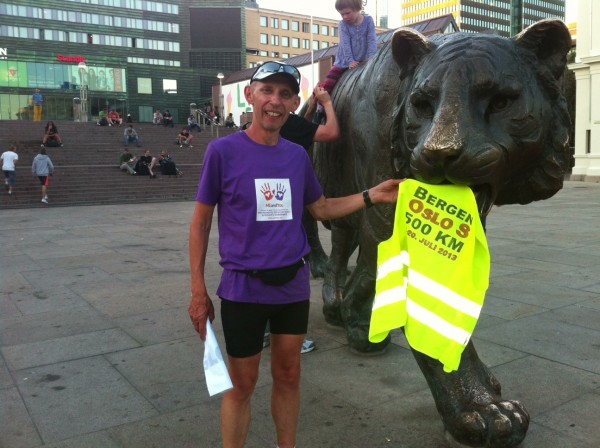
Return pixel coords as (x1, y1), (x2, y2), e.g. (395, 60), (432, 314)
(1, 144), (18, 195)
(31, 147), (54, 204)
(188, 61), (402, 448)
(32, 89), (44, 121)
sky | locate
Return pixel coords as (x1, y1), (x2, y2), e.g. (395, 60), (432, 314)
(257, 0), (579, 28)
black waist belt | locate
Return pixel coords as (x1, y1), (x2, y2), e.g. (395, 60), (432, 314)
(237, 256), (308, 286)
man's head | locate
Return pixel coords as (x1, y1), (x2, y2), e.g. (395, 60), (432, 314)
(144, 150), (151, 156)
(123, 148), (130, 153)
(35, 89), (40, 93)
(250, 62), (300, 95)
(161, 150), (168, 157)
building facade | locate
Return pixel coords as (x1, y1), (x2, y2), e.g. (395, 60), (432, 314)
(245, 7), (341, 68)
(0, 0), (246, 123)
(401, 0), (565, 37)
(569, 0), (599, 181)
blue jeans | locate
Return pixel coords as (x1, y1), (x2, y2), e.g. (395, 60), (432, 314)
(124, 136), (141, 147)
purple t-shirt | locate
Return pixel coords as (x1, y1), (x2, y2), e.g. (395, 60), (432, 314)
(196, 131), (323, 304)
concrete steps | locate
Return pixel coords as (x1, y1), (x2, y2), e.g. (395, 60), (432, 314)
(0, 120), (236, 209)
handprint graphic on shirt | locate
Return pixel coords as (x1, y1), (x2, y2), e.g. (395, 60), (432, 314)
(260, 183), (274, 201)
(275, 183), (286, 201)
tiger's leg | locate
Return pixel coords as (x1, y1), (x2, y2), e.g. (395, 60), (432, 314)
(413, 341), (529, 448)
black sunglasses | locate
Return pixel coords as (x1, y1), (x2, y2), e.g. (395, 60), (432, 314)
(250, 62), (301, 86)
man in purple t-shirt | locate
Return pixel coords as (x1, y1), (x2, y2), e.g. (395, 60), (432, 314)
(188, 61), (402, 448)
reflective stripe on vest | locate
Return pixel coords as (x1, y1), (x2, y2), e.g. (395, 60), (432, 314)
(369, 179), (490, 372)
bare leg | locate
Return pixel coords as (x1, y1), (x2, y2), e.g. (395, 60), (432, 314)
(221, 353), (261, 448)
(270, 334), (303, 448)
(42, 184), (47, 198)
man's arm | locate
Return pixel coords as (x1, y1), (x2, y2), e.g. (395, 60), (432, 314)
(310, 86), (340, 142)
(306, 179), (403, 221)
(188, 201), (216, 341)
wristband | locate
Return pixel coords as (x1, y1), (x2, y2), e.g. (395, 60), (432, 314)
(362, 189), (374, 208)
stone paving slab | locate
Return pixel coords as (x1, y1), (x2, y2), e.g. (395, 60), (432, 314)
(13, 356), (159, 444)
(1, 181), (600, 447)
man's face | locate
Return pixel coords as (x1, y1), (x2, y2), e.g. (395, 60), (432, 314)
(244, 77), (300, 133)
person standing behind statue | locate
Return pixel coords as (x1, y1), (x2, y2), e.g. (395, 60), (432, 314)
(1, 144), (18, 195)
(316, 0), (377, 119)
(32, 89), (43, 122)
(31, 147), (54, 204)
(188, 61), (401, 448)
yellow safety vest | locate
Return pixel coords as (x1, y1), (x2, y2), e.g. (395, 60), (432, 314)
(369, 179), (490, 372)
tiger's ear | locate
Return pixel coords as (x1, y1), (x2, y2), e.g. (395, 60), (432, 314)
(391, 28), (434, 76)
(514, 19), (572, 79)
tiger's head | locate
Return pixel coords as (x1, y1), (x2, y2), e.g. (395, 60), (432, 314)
(391, 19), (572, 215)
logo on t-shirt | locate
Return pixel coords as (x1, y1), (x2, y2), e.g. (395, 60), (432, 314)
(255, 179), (292, 221)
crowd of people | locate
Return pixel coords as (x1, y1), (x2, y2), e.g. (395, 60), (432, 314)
(118, 147), (182, 178)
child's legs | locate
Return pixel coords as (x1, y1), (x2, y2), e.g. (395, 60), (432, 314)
(321, 66), (348, 95)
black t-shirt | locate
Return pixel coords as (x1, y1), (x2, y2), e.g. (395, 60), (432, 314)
(140, 155), (152, 164)
(280, 114), (319, 151)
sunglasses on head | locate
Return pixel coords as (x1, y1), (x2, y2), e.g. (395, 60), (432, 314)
(250, 62), (301, 85)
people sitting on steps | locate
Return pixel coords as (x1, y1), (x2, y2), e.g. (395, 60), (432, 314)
(123, 124), (142, 147)
(153, 109), (163, 126)
(187, 114), (202, 133)
(119, 148), (137, 175)
(177, 127), (193, 148)
(156, 149), (182, 176)
(97, 108), (109, 126)
(41, 121), (63, 147)
(108, 110), (122, 126)
(225, 113), (236, 128)
(162, 110), (174, 128)
(135, 149), (157, 178)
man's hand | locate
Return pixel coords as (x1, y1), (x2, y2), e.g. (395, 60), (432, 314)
(188, 292), (215, 341)
(349, 61), (361, 69)
(369, 179), (405, 205)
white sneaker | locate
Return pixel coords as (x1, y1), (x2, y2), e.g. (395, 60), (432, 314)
(41, 198), (48, 204)
(301, 339), (316, 354)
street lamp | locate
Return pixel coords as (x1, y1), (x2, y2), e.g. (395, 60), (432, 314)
(78, 61), (88, 122)
(217, 72), (224, 125)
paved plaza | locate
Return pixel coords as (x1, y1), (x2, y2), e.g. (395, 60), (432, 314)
(1, 181), (600, 448)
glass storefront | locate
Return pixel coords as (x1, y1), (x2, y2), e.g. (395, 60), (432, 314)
(0, 59), (127, 120)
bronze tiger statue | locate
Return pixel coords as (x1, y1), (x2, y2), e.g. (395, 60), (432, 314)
(313, 19), (572, 448)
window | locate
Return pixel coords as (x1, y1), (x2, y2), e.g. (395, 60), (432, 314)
(260, 33), (268, 44)
(282, 36), (289, 47)
(260, 16), (267, 27)
(271, 52), (279, 57)
(271, 18), (279, 28)
(282, 53), (289, 59)
(322, 25), (329, 36)
(163, 79), (177, 94)
(292, 21), (299, 31)
(302, 39), (310, 49)
(321, 41), (329, 48)
(312, 24), (319, 34)
(259, 50), (268, 56)
(282, 19), (289, 30)
(137, 77), (152, 94)
(292, 37), (299, 48)
(302, 22), (310, 33)
(332, 27), (338, 37)
(312, 40), (319, 50)
(271, 35), (279, 45)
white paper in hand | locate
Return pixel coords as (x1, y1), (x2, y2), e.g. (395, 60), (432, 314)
(203, 319), (233, 396)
